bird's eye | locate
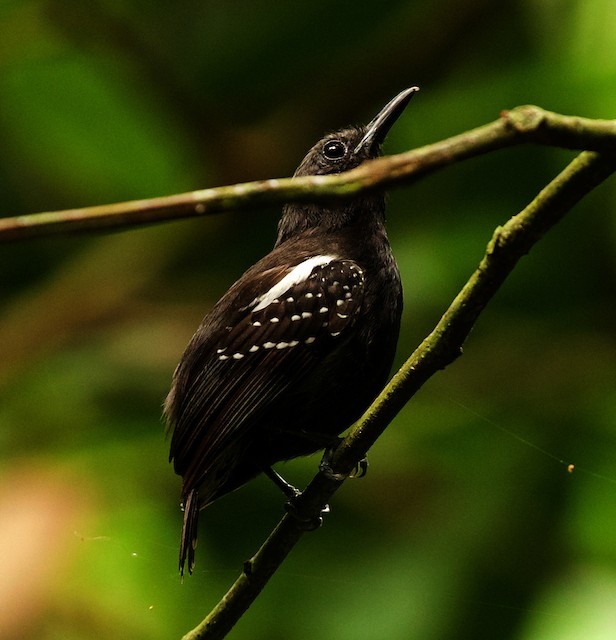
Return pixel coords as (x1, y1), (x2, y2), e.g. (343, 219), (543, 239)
(322, 140), (347, 160)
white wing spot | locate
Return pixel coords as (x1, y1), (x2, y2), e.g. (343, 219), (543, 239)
(286, 296), (294, 303)
(331, 331), (342, 337)
(345, 292), (352, 299)
(305, 293), (314, 299)
(288, 340), (299, 347)
(337, 313), (348, 319)
(319, 307), (328, 314)
(249, 345), (259, 353)
(305, 337), (316, 344)
(270, 317), (280, 323)
(252, 255), (337, 312)
(216, 348), (227, 354)
(219, 355), (230, 361)
(336, 299), (344, 307)
(301, 311), (312, 319)
(263, 342), (276, 349)
(291, 314), (301, 321)
(276, 342), (289, 349)
(252, 321), (262, 327)
(232, 353), (244, 360)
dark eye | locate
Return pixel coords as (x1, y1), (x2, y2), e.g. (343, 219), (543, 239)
(322, 139), (346, 160)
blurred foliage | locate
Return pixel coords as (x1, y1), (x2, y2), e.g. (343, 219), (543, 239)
(0, 1), (615, 639)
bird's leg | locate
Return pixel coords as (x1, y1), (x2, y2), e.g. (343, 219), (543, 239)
(262, 434), (367, 531)
(262, 465), (329, 530)
(263, 465), (300, 499)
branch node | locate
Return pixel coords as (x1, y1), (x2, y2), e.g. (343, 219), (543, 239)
(503, 105), (546, 135)
(486, 225), (504, 255)
(243, 560), (254, 577)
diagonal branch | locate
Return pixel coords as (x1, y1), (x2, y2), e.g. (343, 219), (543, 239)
(1, 106), (615, 243)
(180, 150), (616, 640)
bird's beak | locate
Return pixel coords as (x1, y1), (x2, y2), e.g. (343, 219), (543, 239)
(354, 86), (419, 155)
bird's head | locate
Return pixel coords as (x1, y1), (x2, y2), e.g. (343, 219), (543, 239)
(277, 87), (418, 244)
(293, 87), (419, 178)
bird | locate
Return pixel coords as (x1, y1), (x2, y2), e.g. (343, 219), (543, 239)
(165, 87), (418, 576)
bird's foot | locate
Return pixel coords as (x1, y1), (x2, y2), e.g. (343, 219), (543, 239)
(284, 498), (330, 530)
(319, 440), (368, 481)
(264, 465), (328, 529)
(349, 457), (369, 479)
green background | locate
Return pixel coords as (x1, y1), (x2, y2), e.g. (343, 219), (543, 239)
(1, 1), (615, 639)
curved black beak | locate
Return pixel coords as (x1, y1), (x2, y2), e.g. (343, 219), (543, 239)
(354, 86), (419, 155)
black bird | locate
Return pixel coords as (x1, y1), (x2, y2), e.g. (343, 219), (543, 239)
(165, 87), (418, 576)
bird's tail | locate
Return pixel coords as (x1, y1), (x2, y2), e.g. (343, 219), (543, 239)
(179, 489), (200, 578)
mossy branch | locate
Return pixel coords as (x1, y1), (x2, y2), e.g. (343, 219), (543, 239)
(1, 105), (615, 242)
(180, 149), (616, 640)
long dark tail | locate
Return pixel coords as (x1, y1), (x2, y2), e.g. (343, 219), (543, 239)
(179, 489), (200, 577)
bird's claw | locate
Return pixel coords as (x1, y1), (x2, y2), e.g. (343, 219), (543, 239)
(285, 498), (330, 530)
(349, 457), (368, 479)
(319, 443), (368, 481)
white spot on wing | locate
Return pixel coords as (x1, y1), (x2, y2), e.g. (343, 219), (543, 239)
(252, 255), (337, 312)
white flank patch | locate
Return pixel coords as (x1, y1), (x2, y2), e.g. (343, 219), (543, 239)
(252, 255), (337, 312)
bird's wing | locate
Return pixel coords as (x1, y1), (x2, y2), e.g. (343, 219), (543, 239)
(167, 256), (365, 499)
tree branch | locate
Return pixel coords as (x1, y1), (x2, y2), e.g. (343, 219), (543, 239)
(180, 150), (616, 640)
(1, 106), (614, 243)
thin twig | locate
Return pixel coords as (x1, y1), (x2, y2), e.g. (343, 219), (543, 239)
(1, 106), (615, 243)
(180, 150), (616, 640)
